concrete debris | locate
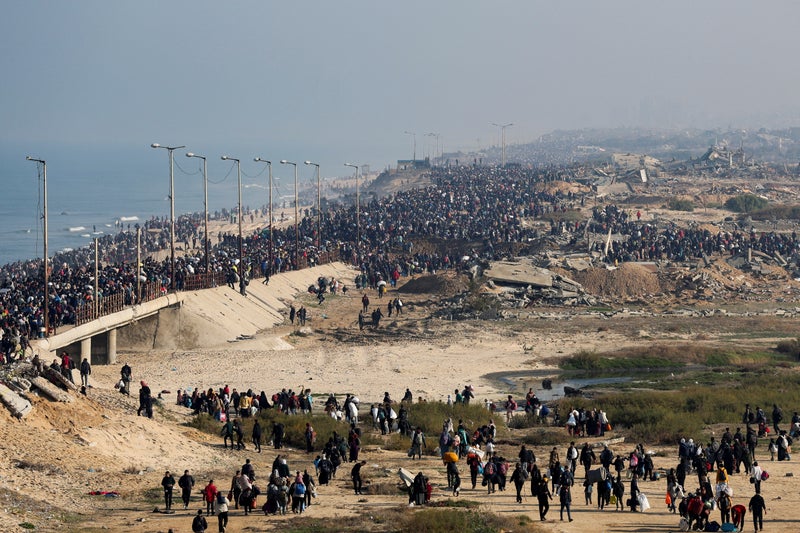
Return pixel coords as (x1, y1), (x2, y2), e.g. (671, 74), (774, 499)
(31, 376), (73, 403)
(0, 382), (33, 419)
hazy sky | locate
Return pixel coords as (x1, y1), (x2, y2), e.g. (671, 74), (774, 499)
(3, 1), (800, 174)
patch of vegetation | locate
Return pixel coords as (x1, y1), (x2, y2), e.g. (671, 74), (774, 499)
(749, 204), (800, 221)
(705, 352), (731, 367)
(560, 350), (681, 370)
(520, 427), (574, 447)
(668, 198), (695, 212)
(560, 370), (800, 444)
(427, 499), (481, 509)
(280, 505), (534, 533)
(19, 524), (35, 530)
(463, 278), (501, 316)
(365, 482), (405, 496)
(403, 508), (528, 533)
(724, 194), (768, 213)
(776, 338), (800, 359)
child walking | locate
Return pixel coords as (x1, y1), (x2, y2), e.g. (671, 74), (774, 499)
(583, 479), (593, 505)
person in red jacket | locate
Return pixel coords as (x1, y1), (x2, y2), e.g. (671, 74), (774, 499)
(203, 480), (217, 516)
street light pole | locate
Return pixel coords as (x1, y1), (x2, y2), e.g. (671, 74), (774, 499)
(151, 143), (185, 291)
(186, 152), (210, 277)
(221, 156), (243, 268)
(280, 160), (299, 268)
(26, 156), (49, 337)
(304, 161), (321, 254)
(344, 163), (360, 255)
(491, 123), (513, 167)
(404, 131), (417, 162)
(426, 132), (440, 165)
(254, 157), (273, 276)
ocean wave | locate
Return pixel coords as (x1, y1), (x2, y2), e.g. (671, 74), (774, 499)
(68, 226), (87, 232)
(119, 216), (139, 222)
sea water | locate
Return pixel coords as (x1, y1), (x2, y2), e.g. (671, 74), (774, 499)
(0, 142), (245, 266)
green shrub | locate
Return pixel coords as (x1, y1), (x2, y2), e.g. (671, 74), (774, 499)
(403, 508), (526, 533)
(725, 194), (768, 213)
(668, 198), (695, 212)
(776, 338), (800, 359)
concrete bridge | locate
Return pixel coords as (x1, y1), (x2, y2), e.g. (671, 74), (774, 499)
(29, 262), (356, 366)
(31, 293), (185, 366)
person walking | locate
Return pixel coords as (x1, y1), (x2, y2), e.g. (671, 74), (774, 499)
(351, 460), (366, 495)
(410, 428), (426, 459)
(215, 490), (229, 533)
(233, 419), (245, 450)
(559, 482), (573, 522)
(305, 422), (316, 453)
(749, 489), (766, 532)
(203, 480), (217, 516)
(252, 420), (262, 453)
(751, 461), (763, 494)
(447, 460), (461, 496)
(120, 362), (132, 395)
(79, 357), (91, 387)
(535, 474), (552, 521)
(510, 462), (527, 503)
(191, 509), (208, 533)
(137, 381), (152, 418)
(161, 470), (176, 511)
(178, 469), (195, 510)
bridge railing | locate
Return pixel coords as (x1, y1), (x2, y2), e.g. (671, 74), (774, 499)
(74, 248), (347, 325)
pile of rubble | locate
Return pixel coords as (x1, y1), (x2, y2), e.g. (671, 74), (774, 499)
(476, 248), (800, 310)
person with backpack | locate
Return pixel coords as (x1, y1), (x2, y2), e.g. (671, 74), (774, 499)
(510, 462), (528, 503)
(191, 509), (208, 533)
(717, 490), (732, 524)
(410, 428), (426, 460)
(483, 457), (498, 494)
(215, 490), (229, 532)
(598, 474), (613, 510)
(505, 395), (518, 424)
(467, 452), (481, 489)
(613, 474), (625, 511)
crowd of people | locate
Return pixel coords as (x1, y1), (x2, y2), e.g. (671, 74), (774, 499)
(5, 164), (800, 356)
(133, 372), (792, 532)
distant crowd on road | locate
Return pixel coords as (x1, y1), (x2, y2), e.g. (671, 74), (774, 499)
(5, 164), (800, 351)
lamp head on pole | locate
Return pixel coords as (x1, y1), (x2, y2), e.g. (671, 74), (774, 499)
(150, 143), (161, 149)
(254, 157), (271, 164)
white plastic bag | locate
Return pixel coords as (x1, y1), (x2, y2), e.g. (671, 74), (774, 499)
(638, 493), (650, 512)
